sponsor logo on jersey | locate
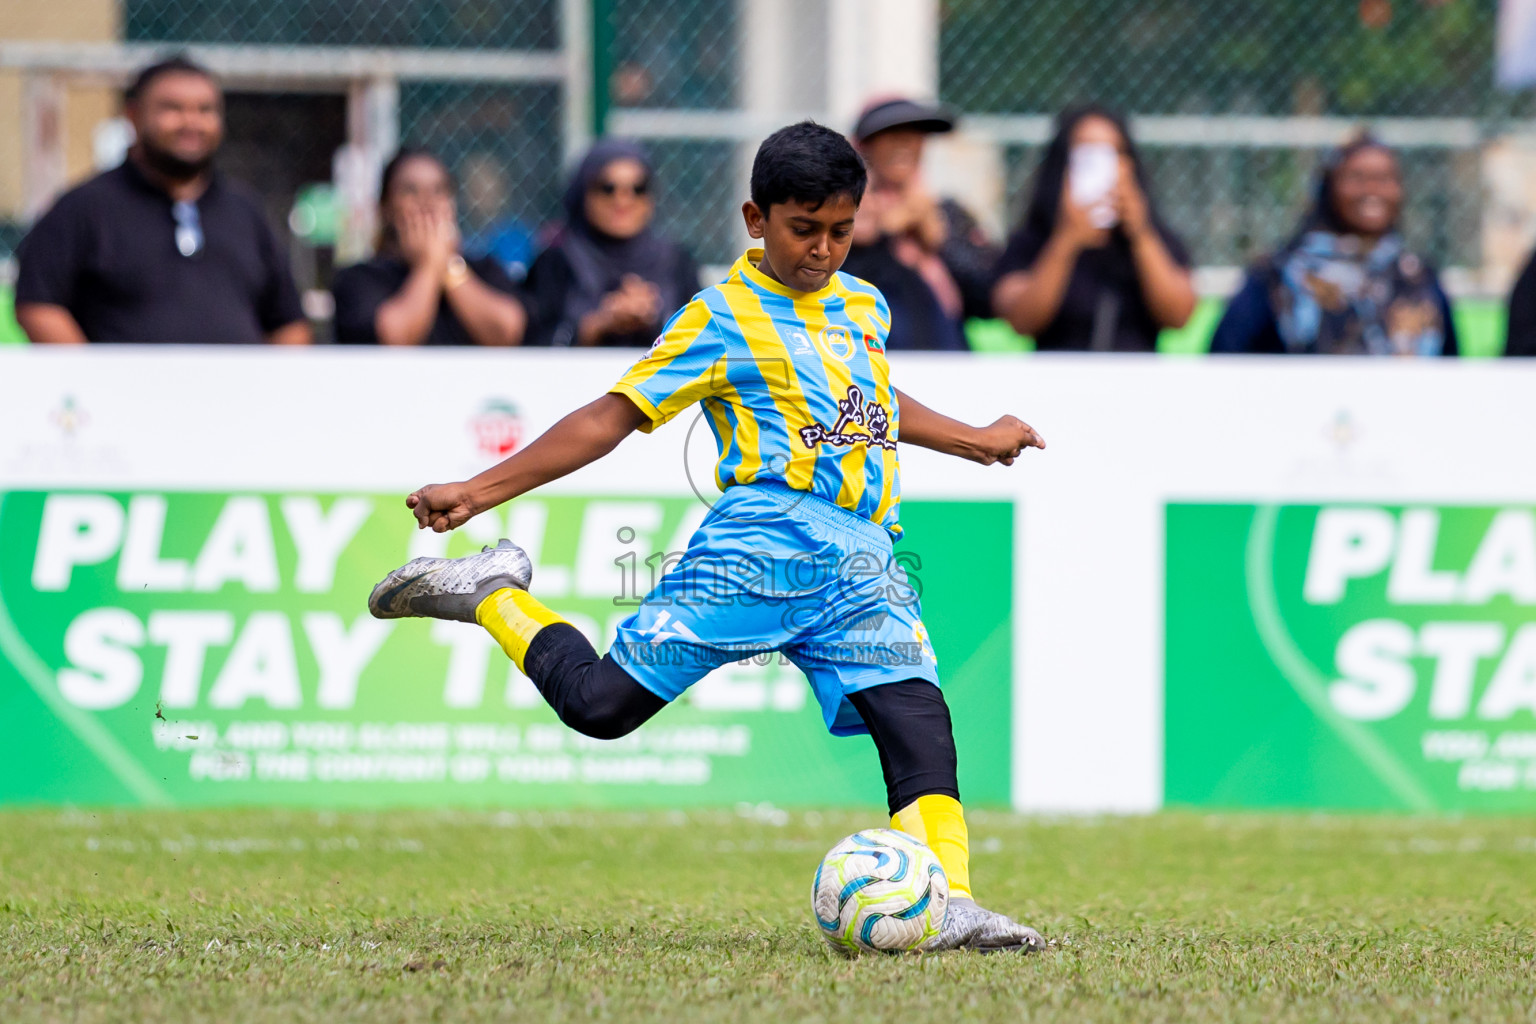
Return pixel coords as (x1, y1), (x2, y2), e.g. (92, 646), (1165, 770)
(785, 328), (815, 355)
(798, 384), (896, 452)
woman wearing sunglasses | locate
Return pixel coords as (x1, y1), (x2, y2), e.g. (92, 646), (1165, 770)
(523, 139), (700, 347)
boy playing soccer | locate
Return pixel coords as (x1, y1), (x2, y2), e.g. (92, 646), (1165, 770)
(369, 123), (1047, 952)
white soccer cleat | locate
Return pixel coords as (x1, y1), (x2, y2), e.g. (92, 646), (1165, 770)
(367, 538), (533, 623)
(923, 897), (1045, 953)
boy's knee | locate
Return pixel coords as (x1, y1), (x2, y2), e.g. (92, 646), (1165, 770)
(558, 692), (642, 740)
(559, 711), (640, 741)
(554, 656), (666, 740)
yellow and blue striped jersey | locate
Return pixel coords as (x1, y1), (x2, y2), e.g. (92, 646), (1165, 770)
(611, 248), (904, 536)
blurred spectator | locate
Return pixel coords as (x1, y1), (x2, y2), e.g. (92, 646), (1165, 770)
(14, 56), (310, 346)
(331, 149), (525, 347)
(460, 152), (536, 280)
(523, 140), (699, 347)
(610, 62), (656, 107)
(1503, 249), (1536, 356)
(1212, 134), (1456, 356)
(991, 106), (1194, 351)
(841, 98), (998, 351)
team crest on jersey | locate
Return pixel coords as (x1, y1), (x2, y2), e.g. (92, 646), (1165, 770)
(816, 325), (856, 362)
(798, 384), (896, 452)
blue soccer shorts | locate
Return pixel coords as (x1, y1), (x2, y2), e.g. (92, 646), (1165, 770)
(608, 481), (940, 735)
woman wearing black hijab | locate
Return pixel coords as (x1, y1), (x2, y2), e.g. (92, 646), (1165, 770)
(523, 139), (700, 347)
(1213, 133), (1456, 356)
(991, 106), (1195, 351)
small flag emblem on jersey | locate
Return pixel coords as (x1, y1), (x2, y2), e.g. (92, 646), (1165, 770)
(864, 333), (883, 352)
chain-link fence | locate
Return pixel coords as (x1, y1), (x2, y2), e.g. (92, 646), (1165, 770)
(945, 2), (1503, 117)
(0, 0), (1525, 315)
(125, 0), (559, 48)
(601, 0), (1509, 274)
(126, 0), (566, 258)
(942, 0), (1508, 272)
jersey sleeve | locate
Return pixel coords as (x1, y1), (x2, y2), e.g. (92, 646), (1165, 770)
(870, 288), (892, 343)
(839, 276), (892, 352)
(608, 298), (727, 433)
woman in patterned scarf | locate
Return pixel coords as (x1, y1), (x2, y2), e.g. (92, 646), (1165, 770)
(1212, 134), (1457, 356)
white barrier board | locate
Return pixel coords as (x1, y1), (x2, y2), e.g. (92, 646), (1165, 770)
(2, 348), (1533, 812)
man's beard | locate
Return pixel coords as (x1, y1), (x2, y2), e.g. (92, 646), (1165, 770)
(137, 137), (216, 181)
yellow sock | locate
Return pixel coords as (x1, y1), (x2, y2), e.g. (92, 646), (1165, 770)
(892, 794), (972, 900)
(475, 587), (569, 673)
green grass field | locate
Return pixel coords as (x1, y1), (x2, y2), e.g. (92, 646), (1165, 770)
(4, 808), (1534, 1023)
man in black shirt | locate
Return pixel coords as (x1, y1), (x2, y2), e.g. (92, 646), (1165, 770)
(14, 56), (310, 345)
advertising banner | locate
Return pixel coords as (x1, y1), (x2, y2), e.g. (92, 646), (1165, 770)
(1167, 503), (1536, 811)
(6, 349), (1536, 811)
(0, 489), (1012, 808)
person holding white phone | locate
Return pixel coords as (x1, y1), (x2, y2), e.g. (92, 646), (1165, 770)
(991, 105), (1196, 351)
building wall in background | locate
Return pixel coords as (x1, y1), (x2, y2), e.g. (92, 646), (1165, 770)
(0, 0), (120, 227)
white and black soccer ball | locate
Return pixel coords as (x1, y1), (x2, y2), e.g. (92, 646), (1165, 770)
(811, 828), (948, 955)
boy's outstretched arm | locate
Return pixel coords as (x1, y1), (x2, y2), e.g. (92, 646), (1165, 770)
(894, 388), (1045, 466)
(407, 393), (648, 532)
